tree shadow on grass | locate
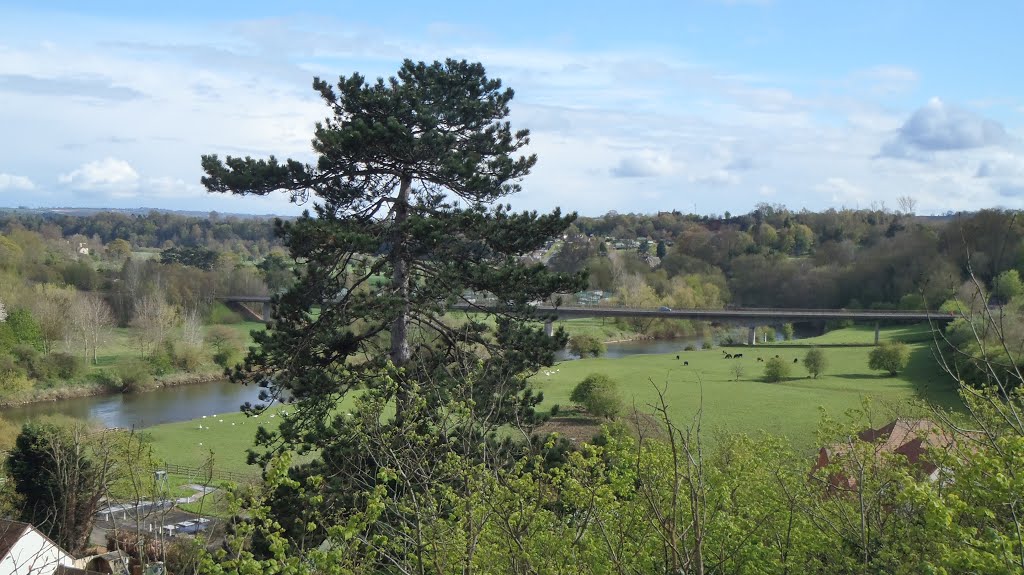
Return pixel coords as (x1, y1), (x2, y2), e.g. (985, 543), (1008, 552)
(832, 373), (890, 380)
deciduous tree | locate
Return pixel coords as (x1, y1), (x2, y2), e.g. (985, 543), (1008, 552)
(868, 341), (909, 376)
(804, 347), (826, 378)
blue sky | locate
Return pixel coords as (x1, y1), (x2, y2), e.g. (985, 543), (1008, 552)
(0, 1), (1021, 216)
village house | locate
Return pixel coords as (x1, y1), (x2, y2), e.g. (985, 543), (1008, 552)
(811, 418), (958, 491)
(0, 519), (74, 575)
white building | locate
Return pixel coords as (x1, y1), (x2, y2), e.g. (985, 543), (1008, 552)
(0, 519), (75, 575)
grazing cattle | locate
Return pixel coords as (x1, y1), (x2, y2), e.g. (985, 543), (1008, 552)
(757, 357), (763, 362)
(733, 353), (743, 359)
(793, 358), (799, 363)
(683, 361), (689, 366)
(676, 355), (680, 360)
(724, 353), (733, 359)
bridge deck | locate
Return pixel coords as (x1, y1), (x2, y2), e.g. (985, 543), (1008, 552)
(220, 296), (953, 324)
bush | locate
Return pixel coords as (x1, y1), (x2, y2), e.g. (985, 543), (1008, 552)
(568, 334), (605, 358)
(869, 342), (909, 376)
(90, 370), (123, 392)
(683, 344), (696, 351)
(0, 370), (34, 399)
(804, 347), (826, 378)
(570, 373), (623, 419)
(702, 341), (714, 350)
(763, 357), (791, 383)
(172, 344), (203, 372)
(10, 344), (42, 377)
(46, 353), (85, 380)
(115, 360), (154, 393)
(147, 346), (174, 376)
(212, 349), (237, 369)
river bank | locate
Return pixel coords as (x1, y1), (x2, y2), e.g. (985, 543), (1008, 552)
(0, 369), (226, 408)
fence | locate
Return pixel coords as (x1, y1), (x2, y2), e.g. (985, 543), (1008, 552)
(153, 462), (259, 484)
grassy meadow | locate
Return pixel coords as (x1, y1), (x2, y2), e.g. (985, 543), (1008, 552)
(143, 323), (964, 474)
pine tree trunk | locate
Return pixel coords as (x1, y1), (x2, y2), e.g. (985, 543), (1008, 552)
(390, 175), (412, 367)
(391, 176), (413, 418)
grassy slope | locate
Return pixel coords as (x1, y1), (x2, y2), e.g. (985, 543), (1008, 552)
(533, 324), (961, 452)
(145, 325), (964, 473)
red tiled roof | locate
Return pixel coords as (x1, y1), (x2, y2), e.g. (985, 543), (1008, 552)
(812, 418), (957, 489)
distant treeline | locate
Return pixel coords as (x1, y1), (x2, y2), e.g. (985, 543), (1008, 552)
(0, 209), (281, 253)
(551, 204), (1024, 311)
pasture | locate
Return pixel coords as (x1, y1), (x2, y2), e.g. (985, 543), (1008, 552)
(144, 325), (964, 475)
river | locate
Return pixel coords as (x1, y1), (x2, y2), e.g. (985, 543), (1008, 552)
(0, 332), (798, 429)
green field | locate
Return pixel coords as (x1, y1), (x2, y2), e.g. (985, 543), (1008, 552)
(144, 325), (964, 473)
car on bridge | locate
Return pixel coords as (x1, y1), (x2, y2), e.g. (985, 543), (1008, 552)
(658, 306), (672, 311)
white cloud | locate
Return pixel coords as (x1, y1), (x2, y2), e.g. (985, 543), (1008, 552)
(815, 177), (869, 205)
(0, 173), (34, 190)
(59, 157), (140, 190)
(691, 169), (740, 187)
(881, 98), (1010, 158)
(610, 151), (675, 178)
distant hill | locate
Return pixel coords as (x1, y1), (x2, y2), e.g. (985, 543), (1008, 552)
(0, 206), (287, 220)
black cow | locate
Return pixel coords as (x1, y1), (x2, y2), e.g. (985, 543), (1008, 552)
(683, 361), (689, 366)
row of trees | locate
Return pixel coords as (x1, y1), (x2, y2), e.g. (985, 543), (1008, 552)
(0, 209), (281, 254)
(553, 207), (1024, 315)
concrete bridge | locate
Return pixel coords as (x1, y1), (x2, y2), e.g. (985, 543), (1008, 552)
(451, 304), (955, 345)
(219, 295), (954, 345)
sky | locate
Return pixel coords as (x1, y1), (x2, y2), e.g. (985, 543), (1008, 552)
(0, 1), (1021, 217)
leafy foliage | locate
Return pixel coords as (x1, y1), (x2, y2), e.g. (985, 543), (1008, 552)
(869, 341), (909, 376)
(568, 333), (605, 358)
(6, 421), (108, 554)
(763, 356), (791, 382)
(570, 373), (622, 419)
(804, 347), (826, 378)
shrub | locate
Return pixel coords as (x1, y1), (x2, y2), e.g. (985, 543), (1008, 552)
(0, 370), (34, 399)
(147, 345), (174, 376)
(568, 334), (605, 358)
(172, 344), (203, 372)
(570, 373), (623, 419)
(46, 353), (85, 380)
(10, 344), (43, 377)
(116, 360), (154, 393)
(804, 347), (826, 378)
(763, 357), (791, 383)
(702, 341), (714, 350)
(90, 370), (123, 392)
(683, 344), (696, 351)
(212, 349), (237, 369)
(869, 342), (909, 376)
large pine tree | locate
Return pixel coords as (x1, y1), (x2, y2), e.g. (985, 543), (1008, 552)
(202, 59), (583, 537)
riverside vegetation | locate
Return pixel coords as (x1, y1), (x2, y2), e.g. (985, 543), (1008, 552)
(3, 58), (1024, 573)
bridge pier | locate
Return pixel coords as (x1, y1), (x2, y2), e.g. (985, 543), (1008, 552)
(263, 302), (272, 325)
(874, 322), (880, 345)
(544, 320), (553, 337)
(748, 326), (756, 346)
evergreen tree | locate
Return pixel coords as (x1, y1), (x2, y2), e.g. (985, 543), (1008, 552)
(201, 59), (583, 542)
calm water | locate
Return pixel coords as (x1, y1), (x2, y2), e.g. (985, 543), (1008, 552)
(0, 332), (807, 429)
(0, 380), (264, 429)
